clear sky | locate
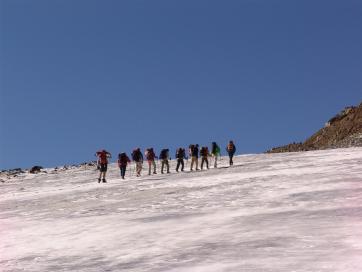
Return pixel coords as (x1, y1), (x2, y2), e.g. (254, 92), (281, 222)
(1, 0), (361, 170)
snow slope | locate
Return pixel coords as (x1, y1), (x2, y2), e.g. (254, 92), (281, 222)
(1, 148), (362, 272)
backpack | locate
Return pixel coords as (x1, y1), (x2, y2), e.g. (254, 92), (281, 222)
(192, 145), (199, 157)
(118, 153), (129, 164)
(97, 150), (109, 164)
(160, 149), (168, 160)
(227, 143), (235, 153)
(132, 150), (141, 161)
(200, 147), (208, 157)
(120, 152), (128, 160)
(176, 148), (185, 159)
(212, 143), (220, 155)
(146, 149), (155, 160)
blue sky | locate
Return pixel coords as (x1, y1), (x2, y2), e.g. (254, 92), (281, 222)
(1, 0), (361, 169)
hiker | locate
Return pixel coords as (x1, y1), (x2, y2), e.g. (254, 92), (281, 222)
(226, 140), (236, 166)
(132, 148), (143, 177)
(200, 146), (210, 170)
(159, 149), (170, 174)
(211, 142), (221, 168)
(118, 152), (131, 179)
(188, 144), (194, 158)
(175, 147), (187, 172)
(190, 144), (200, 171)
(95, 149), (111, 183)
(145, 148), (157, 175)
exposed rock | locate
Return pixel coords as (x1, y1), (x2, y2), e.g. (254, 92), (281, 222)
(267, 102), (362, 153)
(2, 160), (97, 179)
(29, 166), (43, 174)
(0, 168), (26, 180)
(8, 168), (25, 175)
(330, 132), (362, 148)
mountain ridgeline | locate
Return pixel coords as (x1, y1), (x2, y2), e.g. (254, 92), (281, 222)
(267, 102), (362, 153)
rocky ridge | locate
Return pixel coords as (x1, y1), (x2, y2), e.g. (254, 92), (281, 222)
(267, 102), (362, 153)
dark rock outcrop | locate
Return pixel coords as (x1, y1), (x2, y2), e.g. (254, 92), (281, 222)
(29, 166), (43, 174)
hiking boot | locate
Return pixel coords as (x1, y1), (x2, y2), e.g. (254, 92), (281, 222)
(98, 178), (101, 183)
(102, 179), (107, 183)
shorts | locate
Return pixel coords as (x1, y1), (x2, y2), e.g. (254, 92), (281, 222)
(99, 163), (108, 172)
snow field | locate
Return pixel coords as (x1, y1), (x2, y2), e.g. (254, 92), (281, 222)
(1, 148), (362, 271)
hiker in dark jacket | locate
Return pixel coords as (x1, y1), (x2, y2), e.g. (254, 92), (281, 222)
(175, 147), (187, 172)
(159, 149), (170, 174)
(226, 140), (236, 166)
(200, 146), (210, 170)
(118, 153), (131, 179)
(190, 144), (200, 171)
(132, 148), (143, 177)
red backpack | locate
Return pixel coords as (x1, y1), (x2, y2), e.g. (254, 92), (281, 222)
(97, 150), (109, 164)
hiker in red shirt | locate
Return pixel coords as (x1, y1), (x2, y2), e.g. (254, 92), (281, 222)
(95, 149), (111, 183)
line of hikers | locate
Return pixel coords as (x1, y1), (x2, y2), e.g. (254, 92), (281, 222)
(95, 141), (236, 183)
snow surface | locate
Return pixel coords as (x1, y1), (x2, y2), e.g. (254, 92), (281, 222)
(1, 148), (362, 272)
